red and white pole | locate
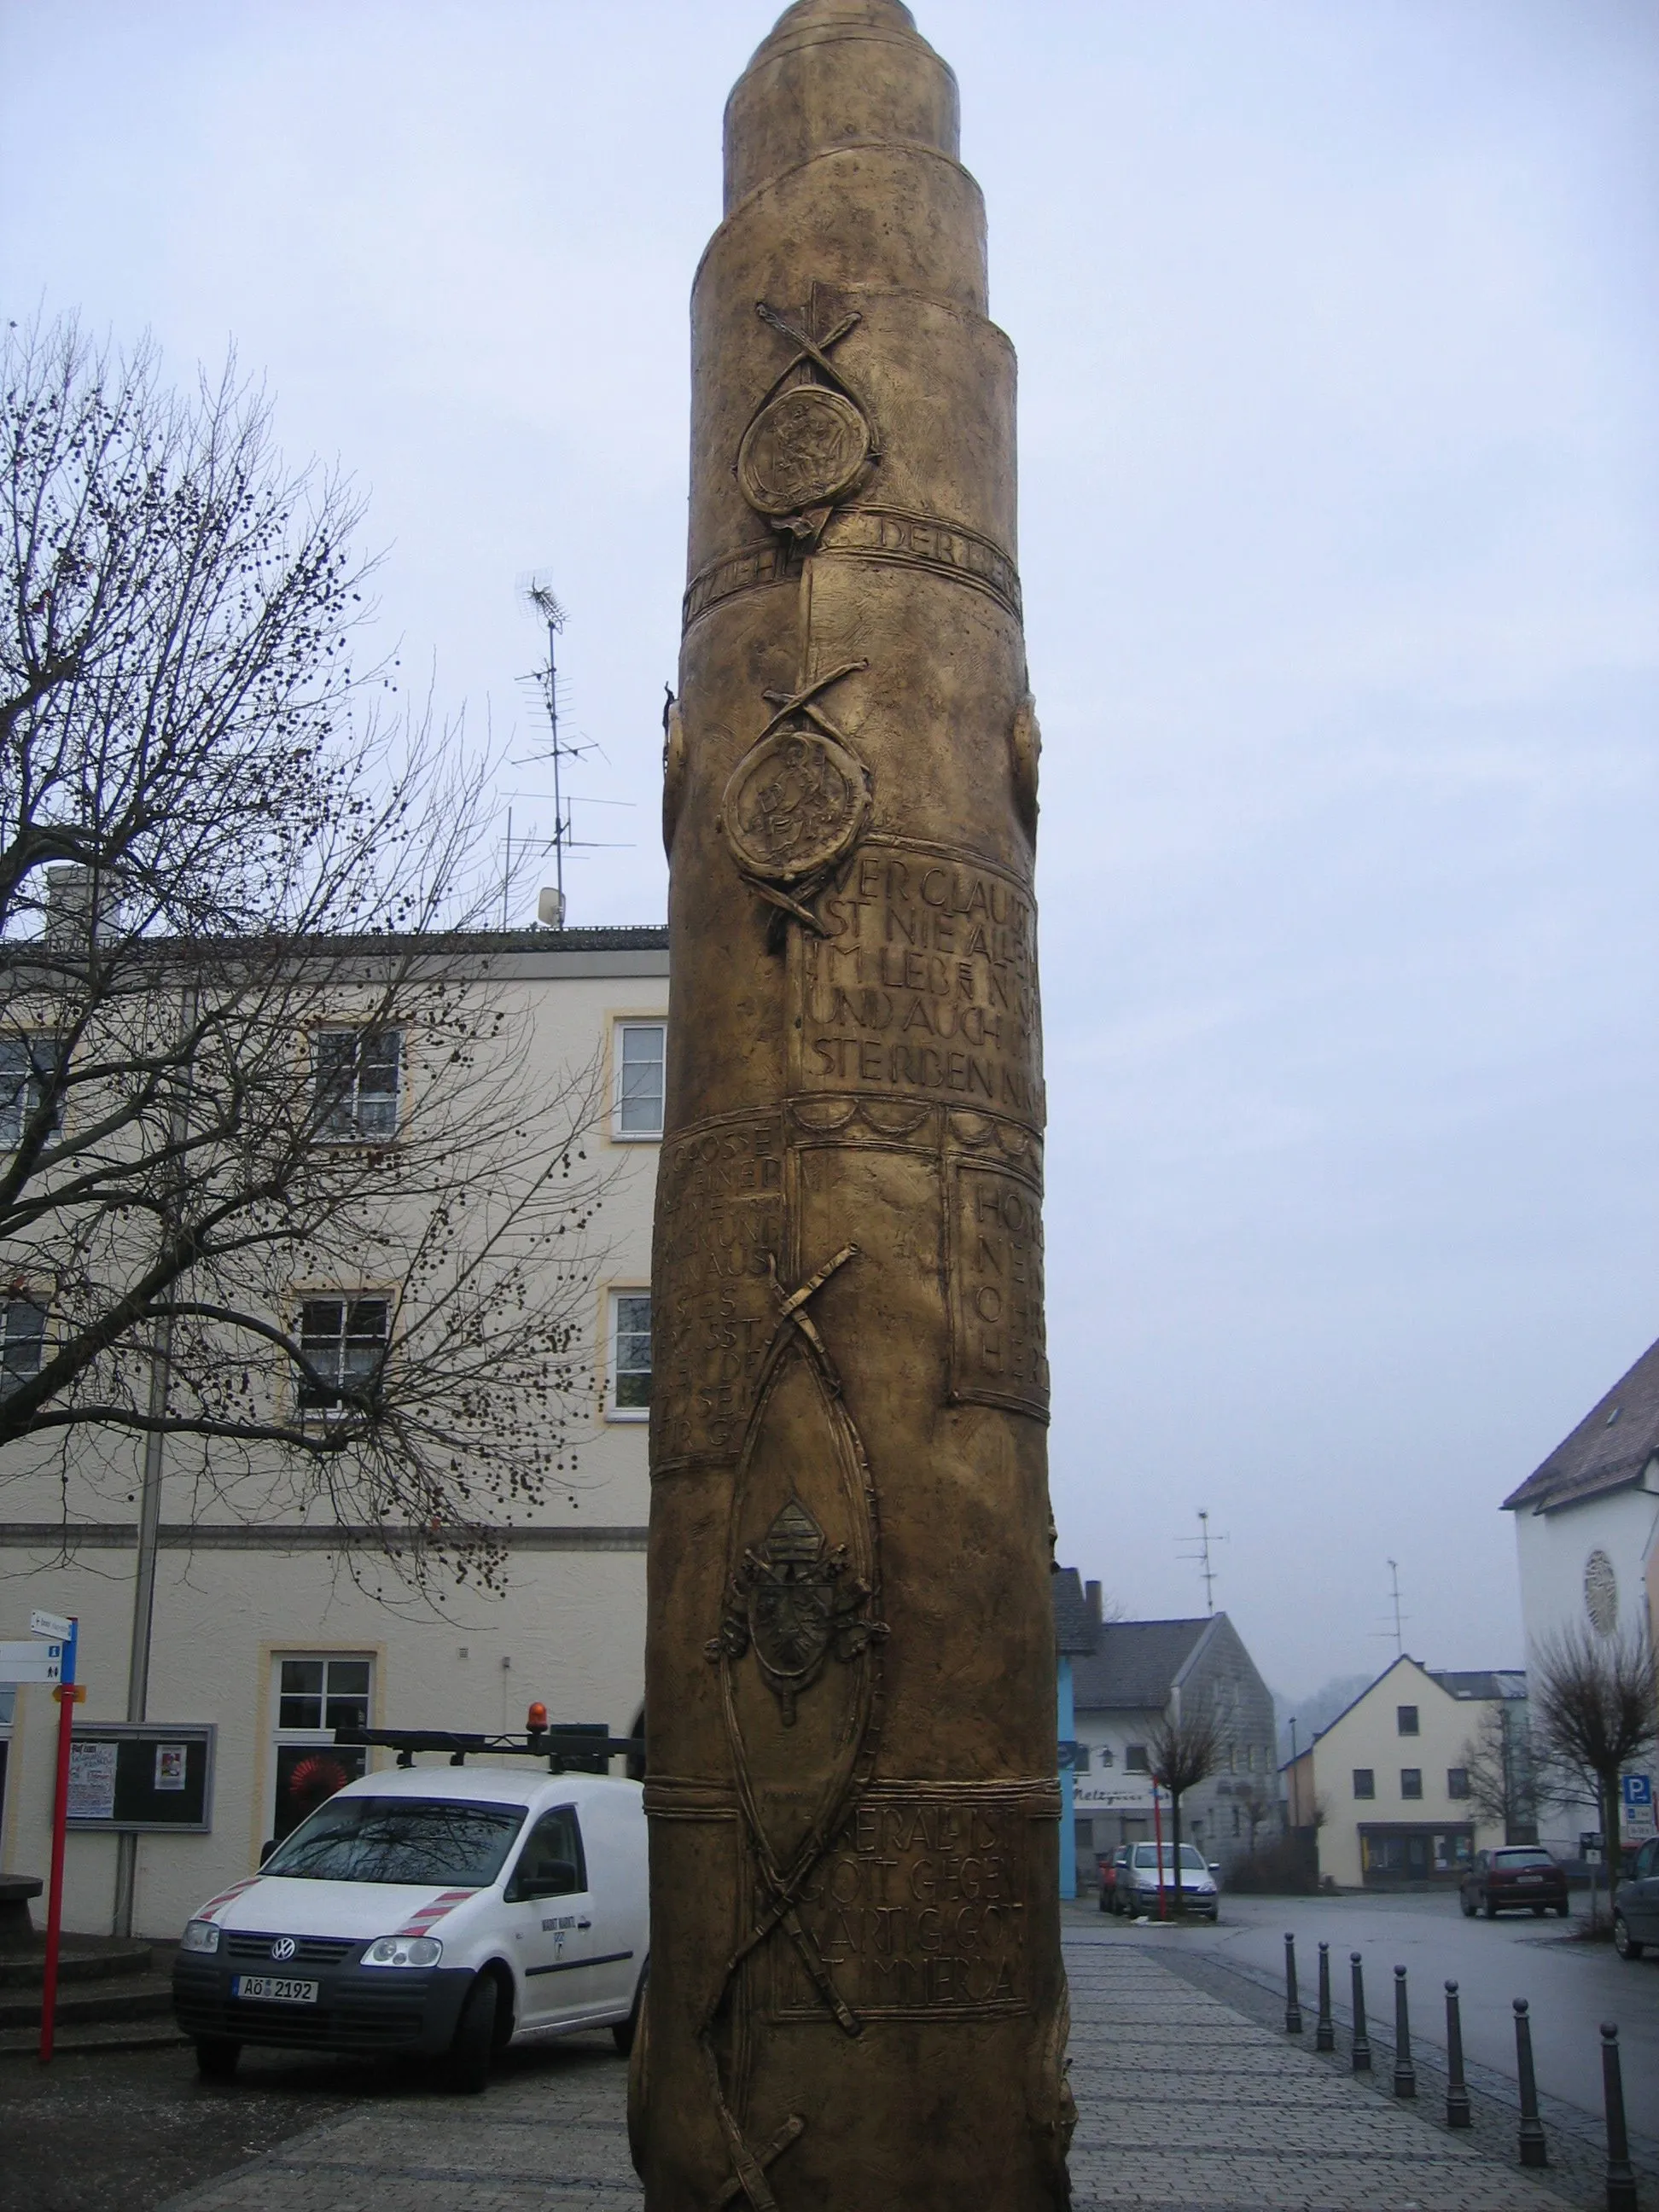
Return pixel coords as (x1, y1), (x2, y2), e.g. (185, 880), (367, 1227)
(39, 1617), (78, 2064)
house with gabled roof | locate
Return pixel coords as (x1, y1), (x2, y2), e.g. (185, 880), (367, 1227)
(1503, 1333), (1659, 1662)
(1282, 1655), (1520, 1888)
(1501, 1333), (1659, 1853)
(1052, 1570), (1276, 1888)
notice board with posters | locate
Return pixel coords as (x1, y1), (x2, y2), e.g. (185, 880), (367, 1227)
(66, 1724), (215, 1832)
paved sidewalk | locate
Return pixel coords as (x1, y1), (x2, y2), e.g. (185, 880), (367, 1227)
(163, 1934), (1596, 2212)
(1065, 1936), (1585, 2210)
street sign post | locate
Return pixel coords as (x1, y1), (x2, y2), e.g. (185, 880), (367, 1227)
(38, 1615), (78, 2064)
(1621, 1773), (1655, 1843)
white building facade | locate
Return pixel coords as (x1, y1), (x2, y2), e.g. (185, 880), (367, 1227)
(1283, 1656), (1516, 1889)
(1053, 1579), (1278, 1883)
(0, 925), (667, 1939)
(1502, 1333), (1659, 1855)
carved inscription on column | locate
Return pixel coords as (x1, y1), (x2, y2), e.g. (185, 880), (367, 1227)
(948, 1162), (1049, 1420)
(767, 1788), (1043, 2021)
(654, 1115), (784, 1463)
(793, 844), (1044, 1128)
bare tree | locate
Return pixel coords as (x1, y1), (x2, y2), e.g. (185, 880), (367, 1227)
(1458, 1701), (1539, 1845)
(0, 316), (612, 1590)
(1235, 1773), (1278, 1858)
(1147, 1695), (1223, 1914)
(1529, 1626), (1657, 1926)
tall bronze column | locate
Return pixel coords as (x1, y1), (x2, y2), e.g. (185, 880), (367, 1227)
(640, 4), (1069, 2205)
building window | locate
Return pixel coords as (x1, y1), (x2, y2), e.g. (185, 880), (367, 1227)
(1447, 1767), (1470, 1800)
(1400, 1767), (1423, 1800)
(1232, 1806), (1242, 1837)
(0, 1033), (61, 1147)
(270, 1655), (372, 1842)
(313, 1027), (402, 1141)
(1125, 1743), (1150, 1773)
(1074, 1745), (1091, 1774)
(613, 1021), (666, 1138)
(1353, 1768), (1376, 1800)
(0, 1299), (47, 1398)
(297, 1295), (390, 1413)
(609, 1290), (651, 1417)
(1396, 1705), (1419, 1736)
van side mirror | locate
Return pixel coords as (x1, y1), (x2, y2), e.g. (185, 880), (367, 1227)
(259, 1837), (277, 1866)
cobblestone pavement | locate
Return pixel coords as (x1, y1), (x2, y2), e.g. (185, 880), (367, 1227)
(162, 1935), (1600, 2212)
(1065, 1936), (1587, 2211)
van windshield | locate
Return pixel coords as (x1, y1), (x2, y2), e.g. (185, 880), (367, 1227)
(1132, 1844), (1207, 1871)
(262, 1796), (526, 1885)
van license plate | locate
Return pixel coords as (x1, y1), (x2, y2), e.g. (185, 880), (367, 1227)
(233, 1976), (318, 2003)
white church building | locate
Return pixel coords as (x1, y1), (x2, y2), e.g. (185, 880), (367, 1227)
(1502, 1332), (1659, 1854)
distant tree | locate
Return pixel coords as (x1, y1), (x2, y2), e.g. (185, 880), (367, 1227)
(1235, 1773), (1278, 1858)
(0, 315), (609, 1592)
(1458, 1701), (1539, 1845)
(1148, 1695), (1223, 1913)
(1529, 1626), (1657, 1926)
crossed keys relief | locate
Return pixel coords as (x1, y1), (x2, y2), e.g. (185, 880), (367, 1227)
(737, 293), (879, 544)
(706, 1241), (884, 1726)
(720, 660), (872, 934)
(697, 1240), (888, 2209)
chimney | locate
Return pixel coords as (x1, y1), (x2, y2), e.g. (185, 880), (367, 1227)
(1086, 1580), (1103, 1625)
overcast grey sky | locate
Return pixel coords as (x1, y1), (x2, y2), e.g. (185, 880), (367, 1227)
(3, 1), (1655, 1700)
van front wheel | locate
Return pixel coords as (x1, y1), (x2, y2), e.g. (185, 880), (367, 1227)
(445, 1973), (498, 2094)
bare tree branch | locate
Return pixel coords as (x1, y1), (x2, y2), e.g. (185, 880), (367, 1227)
(0, 315), (616, 1595)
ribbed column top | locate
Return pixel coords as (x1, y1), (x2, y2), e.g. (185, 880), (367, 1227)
(724, 0), (960, 211)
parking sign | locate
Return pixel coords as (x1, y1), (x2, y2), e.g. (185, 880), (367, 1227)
(1621, 1773), (1656, 1841)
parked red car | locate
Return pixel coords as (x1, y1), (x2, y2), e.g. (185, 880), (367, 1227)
(1459, 1846), (1569, 1919)
(1097, 1846), (1130, 1912)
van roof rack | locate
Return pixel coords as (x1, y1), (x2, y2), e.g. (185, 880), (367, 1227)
(333, 1721), (640, 1774)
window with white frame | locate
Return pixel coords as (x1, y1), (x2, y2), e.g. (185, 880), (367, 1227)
(297, 1295), (390, 1414)
(0, 1033), (61, 1147)
(313, 1027), (403, 1141)
(270, 1655), (372, 1842)
(0, 1298), (47, 1398)
(612, 1021), (665, 1138)
(609, 1290), (651, 1416)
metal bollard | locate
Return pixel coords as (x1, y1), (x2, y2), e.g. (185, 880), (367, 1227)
(1316, 1941), (1334, 2052)
(1350, 1953), (1371, 2072)
(1514, 1999), (1547, 2168)
(1600, 2023), (1637, 2212)
(1392, 1965), (1416, 2098)
(1444, 1981), (1470, 2128)
(1284, 1932), (1303, 2034)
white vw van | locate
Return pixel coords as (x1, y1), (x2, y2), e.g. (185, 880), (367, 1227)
(172, 1762), (648, 2091)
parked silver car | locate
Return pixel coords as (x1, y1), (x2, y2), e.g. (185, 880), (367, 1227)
(1613, 1836), (1659, 1960)
(1115, 1842), (1220, 1920)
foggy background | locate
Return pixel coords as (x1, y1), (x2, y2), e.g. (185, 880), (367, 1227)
(3, 0), (1655, 1708)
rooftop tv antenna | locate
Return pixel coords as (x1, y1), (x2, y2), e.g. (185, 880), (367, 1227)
(1176, 1508), (1225, 1615)
(1385, 1558), (1405, 1656)
(510, 575), (622, 929)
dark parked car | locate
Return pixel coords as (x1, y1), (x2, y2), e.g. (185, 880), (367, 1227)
(1459, 1845), (1569, 1919)
(1097, 1845), (1130, 1912)
(1613, 1836), (1659, 1960)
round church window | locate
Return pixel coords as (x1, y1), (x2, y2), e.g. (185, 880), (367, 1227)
(1583, 1547), (1619, 1638)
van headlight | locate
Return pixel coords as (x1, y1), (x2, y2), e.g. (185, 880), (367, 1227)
(362, 1936), (443, 1968)
(180, 1919), (221, 1954)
